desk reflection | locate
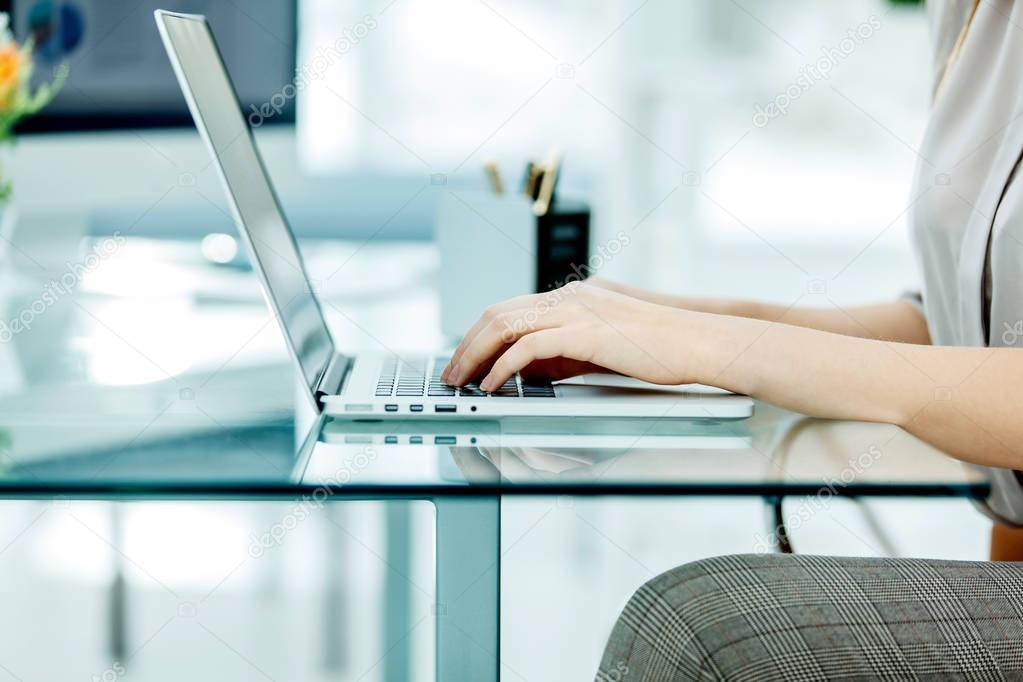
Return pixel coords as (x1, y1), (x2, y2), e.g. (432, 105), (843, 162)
(303, 410), (981, 494)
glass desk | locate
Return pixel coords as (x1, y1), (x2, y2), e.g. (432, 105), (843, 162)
(0, 237), (991, 680)
(0, 406), (989, 681)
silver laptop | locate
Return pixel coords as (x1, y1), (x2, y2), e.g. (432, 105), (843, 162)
(155, 10), (754, 420)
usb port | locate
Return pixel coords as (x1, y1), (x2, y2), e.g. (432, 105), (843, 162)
(434, 436), (457, 445)
(384, 435), (398, 444)
(409, 436), (423, 445)
(434, 404), (457, 413)
(385, 404), (398, 412)
(410, 404), (424, 412)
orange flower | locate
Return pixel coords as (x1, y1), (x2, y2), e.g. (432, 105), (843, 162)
(0, 44), (23, 108)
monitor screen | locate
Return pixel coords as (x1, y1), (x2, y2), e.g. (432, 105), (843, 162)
(157, 10), (334, 398)
(7, 0), (296, 132)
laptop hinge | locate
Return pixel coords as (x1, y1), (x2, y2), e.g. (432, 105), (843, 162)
(314, 354), (352, 401)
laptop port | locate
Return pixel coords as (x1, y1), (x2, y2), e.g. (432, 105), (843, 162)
(434, 436), (457, 445)
(409, 436), (423, 445)
(384, 435), (398, 444)
(434, 404), (457, 413)
(410, 404), (424, 412)
(385, 404), (398, 412)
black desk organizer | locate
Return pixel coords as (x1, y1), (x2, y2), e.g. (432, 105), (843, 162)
(535, 199), (591, 293)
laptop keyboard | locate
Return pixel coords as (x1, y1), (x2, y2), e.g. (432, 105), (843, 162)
(375, 356), (556, 398)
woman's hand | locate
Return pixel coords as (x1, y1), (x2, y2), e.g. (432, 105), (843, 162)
(440, 282), (697, 392)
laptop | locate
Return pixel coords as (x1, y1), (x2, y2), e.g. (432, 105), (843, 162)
(155, 10), (754, 420)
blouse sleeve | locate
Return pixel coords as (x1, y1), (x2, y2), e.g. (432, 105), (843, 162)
(900, 290), (925, 318)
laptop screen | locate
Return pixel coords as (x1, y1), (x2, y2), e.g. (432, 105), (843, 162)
(156, 11), (335, 397)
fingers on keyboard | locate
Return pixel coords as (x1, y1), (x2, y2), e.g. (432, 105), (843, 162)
(377, 356), (554, 398)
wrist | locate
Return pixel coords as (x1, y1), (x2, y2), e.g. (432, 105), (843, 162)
(676, 309), (766, 395)
(669, 308), (718, 387)
(676, 296), (761, 319)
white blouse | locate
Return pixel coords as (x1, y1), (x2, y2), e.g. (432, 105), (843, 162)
(910, 0), (1023, 522)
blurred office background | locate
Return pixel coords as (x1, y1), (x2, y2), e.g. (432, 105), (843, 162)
(0, 0), (989, 680)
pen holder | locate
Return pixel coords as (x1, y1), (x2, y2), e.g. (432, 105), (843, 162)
(436, 192), (591, 339)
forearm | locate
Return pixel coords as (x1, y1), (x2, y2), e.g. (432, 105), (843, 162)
(678, 298), (930, 344)
(593, 279), (930, 344)
(688, 311), (1023, 469)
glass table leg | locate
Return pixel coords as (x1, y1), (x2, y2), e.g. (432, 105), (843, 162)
(434, 496), (500, 682)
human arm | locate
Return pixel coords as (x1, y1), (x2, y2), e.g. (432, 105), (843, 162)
(587, 277), (931, 344)
(441, 283), (1021, 470)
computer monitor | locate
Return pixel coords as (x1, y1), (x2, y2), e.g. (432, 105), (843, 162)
(4, 0), (296, 132)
